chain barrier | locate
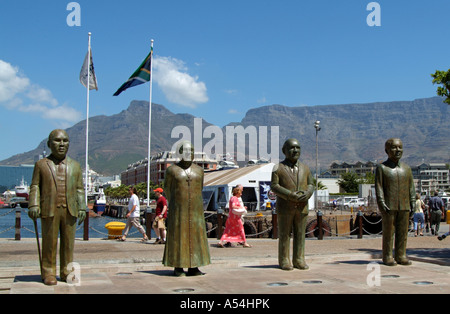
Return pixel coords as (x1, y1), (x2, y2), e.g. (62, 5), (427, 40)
(0, 225), (15, 235)
(0, 208), (19, 235)
(0, 208), (15, 217)
(362, 215), (382, 224)
(1, 206), (416, 240)
(246, 225), (273, 237)
(363, 227), (383, 235)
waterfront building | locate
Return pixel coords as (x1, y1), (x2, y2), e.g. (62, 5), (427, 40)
(121, 151), (219, 186)
(411, 163), (449, 195)
(329, 161), (377, 177)
(327, 161), (449, 195)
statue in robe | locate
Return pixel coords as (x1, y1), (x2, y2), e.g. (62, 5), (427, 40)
(162, 141), (211, 276)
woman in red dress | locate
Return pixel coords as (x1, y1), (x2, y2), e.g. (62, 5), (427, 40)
(218, 187), (251, 248)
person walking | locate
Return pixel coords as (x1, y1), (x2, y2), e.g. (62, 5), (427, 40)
(218, 187), (251, 248)
(429, 191), (444, 235)
(153, 187), (167, 244)
(119, 186), (148, 242)
(413, 193), (425, 236)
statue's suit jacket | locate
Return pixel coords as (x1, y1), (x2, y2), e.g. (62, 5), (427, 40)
(271, 160), (314, 214)
(375, 159), (415, 211)
(29, 156), (86, 218)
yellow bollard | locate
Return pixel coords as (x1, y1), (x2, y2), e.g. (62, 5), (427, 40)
(105, 221), (126, 239)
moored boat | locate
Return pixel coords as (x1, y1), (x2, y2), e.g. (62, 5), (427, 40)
(14, 177), (29, 200)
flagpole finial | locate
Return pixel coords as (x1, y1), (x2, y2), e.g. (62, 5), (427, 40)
(88, 32), (91, 36)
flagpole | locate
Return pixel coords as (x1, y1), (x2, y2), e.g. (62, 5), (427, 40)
(85, 32), (91, 208)
(147, 39), (154, 208)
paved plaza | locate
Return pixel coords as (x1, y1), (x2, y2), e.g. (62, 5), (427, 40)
(0, 229), (449, 298)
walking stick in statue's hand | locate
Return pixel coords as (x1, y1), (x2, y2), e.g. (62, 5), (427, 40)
(32, 218), (43, 279)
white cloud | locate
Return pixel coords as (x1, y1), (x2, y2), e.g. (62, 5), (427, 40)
(153, 56), (208, 108)
(0, 60), (29, 102)
(0, 59), (82, 123)
(27, 84), (59, 107)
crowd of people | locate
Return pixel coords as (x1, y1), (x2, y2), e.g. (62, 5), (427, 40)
(118, 186), (449, 244)
(414, 191), (447, 238)
(118, 184), (253, 247)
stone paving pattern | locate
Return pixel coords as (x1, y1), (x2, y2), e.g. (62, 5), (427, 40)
(0, 230), (449, 295)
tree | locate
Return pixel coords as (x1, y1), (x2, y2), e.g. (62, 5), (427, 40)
(337, 172), (360, 193)
(431, 69), (450, 104)
(104, 184), (130, 199)
(360, 172), (375, 184)
(312, 178), (327, 190)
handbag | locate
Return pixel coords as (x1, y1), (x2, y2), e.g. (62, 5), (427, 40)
(153, 217), (166, 229)
(232, 207), (247, 216)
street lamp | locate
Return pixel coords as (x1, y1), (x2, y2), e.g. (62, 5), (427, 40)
(314, 121), (321, 212)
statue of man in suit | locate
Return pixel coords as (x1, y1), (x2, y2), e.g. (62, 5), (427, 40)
(375, 138), (415, 266)
(271, 138), (315, 271)
(28, 129), (86, 285)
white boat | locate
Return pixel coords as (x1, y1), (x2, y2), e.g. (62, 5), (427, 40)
(217, 160), (239, 170)
(94, 186), (106, 214)
(15, 177), (29, 200)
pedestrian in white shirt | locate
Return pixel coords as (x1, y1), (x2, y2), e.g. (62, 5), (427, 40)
(119, 186), (149, 242)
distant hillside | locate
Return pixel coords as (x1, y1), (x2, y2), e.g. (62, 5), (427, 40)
(240, 96), (449, 168)
(1, 97), (448, 175)
(1, 101), (213, 175)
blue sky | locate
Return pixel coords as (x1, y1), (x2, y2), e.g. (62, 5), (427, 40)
(0, 0), (449, 161)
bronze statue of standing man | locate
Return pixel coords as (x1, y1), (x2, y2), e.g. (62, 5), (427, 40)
(271, 138), (315, 271)
(163, 141), (211, 276)
(28, 129), (86, 285)
(375, 138), (415, 266)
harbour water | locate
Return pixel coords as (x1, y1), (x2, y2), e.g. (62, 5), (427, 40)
(0, 206), (156, 239)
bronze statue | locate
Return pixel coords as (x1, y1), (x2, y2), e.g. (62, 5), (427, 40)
(271, 138), (315, 270)
(162, 141), (211, 276)
(28, 129), (86, 285)
(375, 138), (415, 266)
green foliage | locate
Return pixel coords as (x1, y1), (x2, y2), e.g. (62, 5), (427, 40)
(431, 69), (450, 105)
(104, 181), (163, 200)
(337, 172), (375, 193)
(337, 172), (360, 193)
(360, 172), (375, 184)
(312, 178), (327, 190)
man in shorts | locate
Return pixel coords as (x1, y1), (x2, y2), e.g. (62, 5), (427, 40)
(153, 187), (168, 244)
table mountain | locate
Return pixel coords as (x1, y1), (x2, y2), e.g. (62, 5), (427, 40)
(1, 97), (448, 175)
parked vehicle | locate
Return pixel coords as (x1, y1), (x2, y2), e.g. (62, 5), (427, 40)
(8, 197), (28, 208)
(333, 196), (367, 209)
(346, 198), (368, 208)
(335, 196), (357, 206)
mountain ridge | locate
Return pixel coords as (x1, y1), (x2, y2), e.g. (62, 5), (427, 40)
(1, 96), (448, 175)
